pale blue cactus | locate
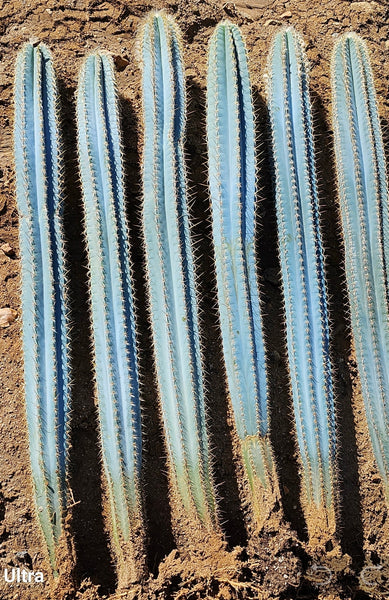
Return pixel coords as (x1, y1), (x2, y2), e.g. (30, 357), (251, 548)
(206, 22), (278, 529)
(76, 52), (145, 580)
(268, 28), (337, 540)
(14, 43), (71, 570)
(332, 33), (389, 503)
(140, 12), (217, 528)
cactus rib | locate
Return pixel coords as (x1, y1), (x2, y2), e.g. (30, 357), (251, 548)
(206, 22), (277, 527)
(332, 34), (389, 501)
(76, 52), (144, 561)
(268, 29), (337, 538)
(140, 12), (217, 527)
(14, 43), (71, 569)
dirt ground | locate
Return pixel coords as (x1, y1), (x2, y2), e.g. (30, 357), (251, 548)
(1, 0), (389, 598)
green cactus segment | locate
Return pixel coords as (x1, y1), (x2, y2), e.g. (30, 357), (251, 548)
(241, 437), (275, 494)
(141, 12), (216, 526)
(268, 29), (336, 513)
(206, 22), (273, 498)
(77, 52), (142, 542)
(332, 34), (389, 500)
(14, 43), (70, 569)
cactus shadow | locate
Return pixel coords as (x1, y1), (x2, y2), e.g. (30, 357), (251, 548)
(185, 77), (248, 549)
(311, 90), (364, 567)
(381, 116), (389, 182)
(252, 87), (309, 543)
(118, 94), (176, 574)
(58, 79), (117, 594)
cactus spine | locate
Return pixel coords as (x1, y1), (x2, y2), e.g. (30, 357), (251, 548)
(268, 28), (337, 541)
(14, 43), (71, 570)
(332, 34), (389, 502)
(76, 52), (144, 579)
(140, 12), (217, 528)
(206, 22), (277, 529)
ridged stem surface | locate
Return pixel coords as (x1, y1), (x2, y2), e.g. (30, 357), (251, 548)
(140, 12), (217, 528)
(268, 28), (337, 539)
(77, 52), (144, 575)
(207, 22), (277, 528)
(14, 43), (70, 570)
(332, 33), (389, 502)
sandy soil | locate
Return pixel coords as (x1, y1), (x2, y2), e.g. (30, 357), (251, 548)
(1, 0), (389, 598)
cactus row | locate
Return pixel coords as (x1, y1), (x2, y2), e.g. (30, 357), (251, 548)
(206, 21), (277, 529)
(76, 52), (145, 579)
(14, 43), (71, 570)
(268, 29), (337, 540)
(332, 34), (389, 503)
(139, 12), (218, 529)
(14, 17), (389, 573)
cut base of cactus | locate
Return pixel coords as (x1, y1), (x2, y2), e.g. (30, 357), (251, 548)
(166, 480), (224, 552)
(241, 437), (281, 533)
(103, 481), (147, 588)
(302, 499), (337, 550)
(116, 540), (147, 590)
(49, 518), (77, 599)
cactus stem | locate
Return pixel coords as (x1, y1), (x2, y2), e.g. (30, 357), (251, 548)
(268, 28), (338, 544)
(140, 11), (218, 532)
(14, 42), (71, 572)
(207, 21), (279, 532)
(76, 51), (145, 583)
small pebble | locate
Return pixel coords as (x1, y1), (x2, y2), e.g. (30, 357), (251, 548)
(16, 550), (32, 566)
(0, 308), (17, 328)
(113, 55), (130, 71)
(1, 243), (15, 257)
(351, 1), (377, 12)
(281, 11), (292, 18)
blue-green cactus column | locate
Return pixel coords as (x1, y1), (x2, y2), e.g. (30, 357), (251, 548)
(207, 22), (279, 531)
(14, 43), (71, 572)
(332, 33), (389, 504)
(140, 12), (218, 533)
(268, 28), (338, 543)
(77, 51), (146, 584)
